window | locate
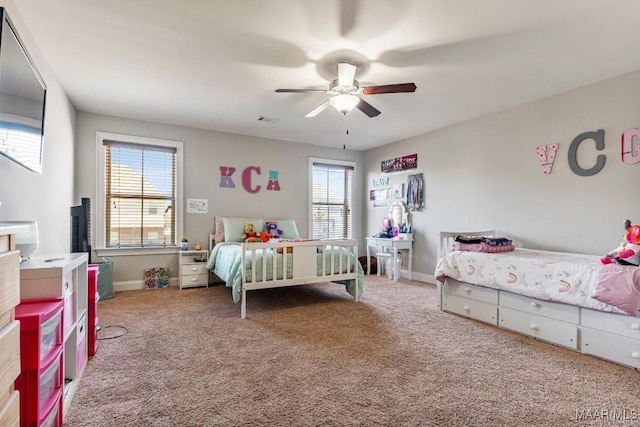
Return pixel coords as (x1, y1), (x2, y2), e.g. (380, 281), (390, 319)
(96, 132), (183, 252)
(309, 158), (355, 239)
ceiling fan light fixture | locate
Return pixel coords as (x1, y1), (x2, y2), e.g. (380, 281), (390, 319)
(329, 94), (359, 114)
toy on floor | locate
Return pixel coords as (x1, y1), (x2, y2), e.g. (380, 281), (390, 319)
(601, 219), (640, 266)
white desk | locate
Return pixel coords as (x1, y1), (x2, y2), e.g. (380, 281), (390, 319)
(366, 237), (413, 281)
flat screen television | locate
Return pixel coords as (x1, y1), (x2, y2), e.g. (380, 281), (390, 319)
(0, 7), (47, 173)
(71, 198), (92, 263)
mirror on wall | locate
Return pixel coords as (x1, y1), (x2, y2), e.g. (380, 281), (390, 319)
(0, 8), (47, 173)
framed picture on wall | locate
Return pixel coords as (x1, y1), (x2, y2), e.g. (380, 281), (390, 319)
(381, 154), (417, 174)
(392, 184), (404, 199)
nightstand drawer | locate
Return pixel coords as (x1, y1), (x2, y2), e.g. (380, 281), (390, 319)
(182, 273), (208, 287)
(181, 264), (208, 276)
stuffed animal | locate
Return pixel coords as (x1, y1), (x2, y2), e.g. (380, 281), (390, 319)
(601, 220), (640, 266)
(265, 221), (283, 238)
(242, 223), (261, 243)
(259, 231), (271, 243)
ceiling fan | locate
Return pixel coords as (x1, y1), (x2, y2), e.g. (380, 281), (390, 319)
(275, 62), (417, 118)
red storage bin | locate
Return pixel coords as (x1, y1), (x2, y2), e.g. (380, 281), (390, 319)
(88, 264), (100, 357)
(15, 299), (63, 371)
(15, 347), (63, 427)
(15, 299), (65, 427)
(89, 304), (99, 357)
(39, 388), (62, 427)
(88, 265), (99, 297)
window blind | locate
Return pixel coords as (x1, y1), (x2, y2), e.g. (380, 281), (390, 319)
(103, 140), (176, 247)
(311, 162), (353, 239)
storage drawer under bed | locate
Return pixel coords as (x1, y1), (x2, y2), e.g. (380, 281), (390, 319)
(499, 292), (579, 324)
(581, 308), (640, 340)
(582, 327), (640, 369)
(499, 306), (578, 350)
(442, 292), (498, 325)
(442, 279), (498, 305)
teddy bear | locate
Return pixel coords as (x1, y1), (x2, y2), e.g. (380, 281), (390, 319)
(265, 221), (283, 238)
(601, 219), (640, 266)
(242, 223), (261, 243)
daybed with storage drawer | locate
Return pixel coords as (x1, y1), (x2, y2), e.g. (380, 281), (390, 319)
(207, 217), (364, 318)
(435, 230), (640, 369)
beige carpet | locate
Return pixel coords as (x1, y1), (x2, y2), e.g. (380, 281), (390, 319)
(64, 276), (640, 427)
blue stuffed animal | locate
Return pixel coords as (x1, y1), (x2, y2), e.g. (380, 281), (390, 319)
(265, 221), (283, 238)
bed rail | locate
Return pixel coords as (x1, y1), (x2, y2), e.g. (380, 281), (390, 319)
(240, 239), (359, 318)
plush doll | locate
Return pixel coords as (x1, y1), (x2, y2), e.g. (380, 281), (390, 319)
(242, 223), (261, 243)
(259, 231), (271, 243)
(601, 220), (640, 266)
(265, 221), (283, 238)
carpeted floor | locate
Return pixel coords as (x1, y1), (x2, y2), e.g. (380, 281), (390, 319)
(64, 276), (640, 427)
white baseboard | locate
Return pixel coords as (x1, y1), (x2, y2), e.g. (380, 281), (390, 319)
(403, 271), (437, 285)
(113, 277), (180, 292)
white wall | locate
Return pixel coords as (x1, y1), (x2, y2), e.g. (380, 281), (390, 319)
(364, 70), (640, 282)
(75, 112), (364, 283)
(0, 0), (76, 255)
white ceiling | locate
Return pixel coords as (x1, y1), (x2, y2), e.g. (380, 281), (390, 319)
(12, 0), (640, 151)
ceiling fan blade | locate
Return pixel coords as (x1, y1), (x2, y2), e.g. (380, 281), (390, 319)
(361, 82), (417, 95)
(305, 100), (330, 118)
(275, 88), (327, 93)
(338, 62), (356, 87)
(356, 98), (381, 118)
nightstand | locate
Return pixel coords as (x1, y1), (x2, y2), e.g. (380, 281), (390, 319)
(179, 250), (209, 289)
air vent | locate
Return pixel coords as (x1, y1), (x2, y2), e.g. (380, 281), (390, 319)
(257, 116), (279, 124)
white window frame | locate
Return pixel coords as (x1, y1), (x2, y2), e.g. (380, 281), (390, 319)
(95, 131), (184, 256)
(308, 157), (356, 240)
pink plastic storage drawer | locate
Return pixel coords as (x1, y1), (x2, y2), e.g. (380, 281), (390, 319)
(15, 299), (63, 370)
(15, 347), (63, 427)
(88, 264), (99, 297)
(39, 352), (62, 408)
(39, 389), (62, 427)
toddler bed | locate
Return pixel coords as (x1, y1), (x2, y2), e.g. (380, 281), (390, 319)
(435, 230), (640, 369)
(207, 217), (364, 318)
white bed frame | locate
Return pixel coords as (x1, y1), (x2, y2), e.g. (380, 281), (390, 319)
(210, 236), (359, 318)
(437, 230), (640, 370)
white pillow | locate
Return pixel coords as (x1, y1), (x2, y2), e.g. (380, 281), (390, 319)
(223, 218), (264, 242)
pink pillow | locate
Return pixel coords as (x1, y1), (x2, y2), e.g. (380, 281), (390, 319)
(592, 265), (640, 315)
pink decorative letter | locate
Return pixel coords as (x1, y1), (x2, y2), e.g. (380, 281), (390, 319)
(242, 166), (261, 194)
(621, 128), (640, 164)
(536, 144), (559, 175)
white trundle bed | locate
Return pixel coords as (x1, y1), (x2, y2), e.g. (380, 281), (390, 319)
(435, 230), (640, 369)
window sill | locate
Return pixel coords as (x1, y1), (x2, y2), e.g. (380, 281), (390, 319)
(95, 246), (179, 257)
